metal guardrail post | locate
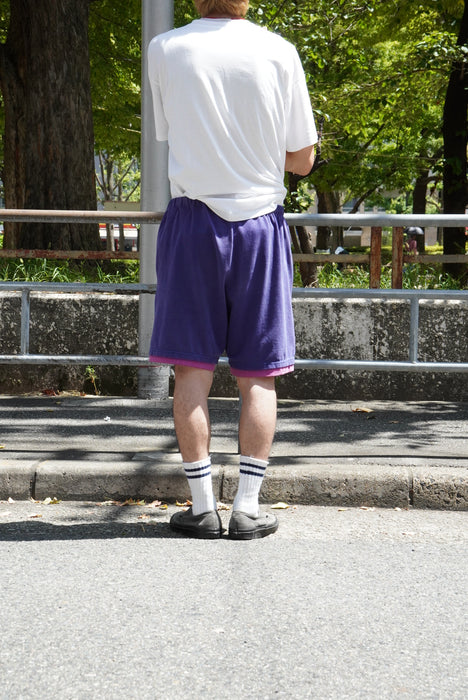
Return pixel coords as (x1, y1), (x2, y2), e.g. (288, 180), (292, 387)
(20, 290), (30, 355)
(409, 296), (420, 363)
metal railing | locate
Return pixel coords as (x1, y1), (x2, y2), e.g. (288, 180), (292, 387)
(1, 210), (468, 374)
(292, 287), (468, 373)
(1, 210), (468, 289)
(1, 283), (468, 374)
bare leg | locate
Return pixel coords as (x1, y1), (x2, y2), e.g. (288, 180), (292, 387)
(237, 376), (277, 460)
(173, 365), (213, 462)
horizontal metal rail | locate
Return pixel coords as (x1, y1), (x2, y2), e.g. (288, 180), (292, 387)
(2, 209), (468, 226)
(0, 355), (467, 373)
(0, 281), (155, 293)
(1, 283), (467, 373)
(0, 209), (164, 224)
(2, 211), (467, 290)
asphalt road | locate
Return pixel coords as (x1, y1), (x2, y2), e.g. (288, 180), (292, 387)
(0, 502), (466, 699)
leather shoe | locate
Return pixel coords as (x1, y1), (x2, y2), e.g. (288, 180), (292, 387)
(228, 510), (278, 540)
(170, 507), (223, 539)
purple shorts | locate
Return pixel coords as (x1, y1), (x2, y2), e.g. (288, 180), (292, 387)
(149, 197), (295, 377)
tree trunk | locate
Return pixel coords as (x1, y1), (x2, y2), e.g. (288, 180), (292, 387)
(412, 169), (429, 253)
(0, 0), (99, 250)
(442, 0), (468, 277)
(316, 189), (341, 251)
(287, 172), (317, 286)
(289, 224), (317, 287)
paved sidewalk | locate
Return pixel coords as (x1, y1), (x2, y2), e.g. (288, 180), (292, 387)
(0, 395), (467, 509)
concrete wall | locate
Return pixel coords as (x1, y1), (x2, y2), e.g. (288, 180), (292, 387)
(1, 291), (467, 400)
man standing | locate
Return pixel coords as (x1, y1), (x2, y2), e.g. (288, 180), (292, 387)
(148, 0), (317, 539)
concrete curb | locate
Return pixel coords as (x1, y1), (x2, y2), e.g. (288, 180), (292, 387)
(1, 454), (467, 510)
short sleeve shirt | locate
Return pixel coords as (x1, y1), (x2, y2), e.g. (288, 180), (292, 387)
(148, 18), (317, 222)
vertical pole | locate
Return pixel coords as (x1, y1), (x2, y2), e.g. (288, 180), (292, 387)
(409, 295), (420, 363)
(138, 0), (173, 398)
(369, 226), (382, 289)
(20, 290), (31, 355)
(391, 226), (404, 289)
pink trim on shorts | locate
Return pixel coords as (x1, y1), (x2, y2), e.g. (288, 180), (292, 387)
(230, 364), (295, 378)
(149, 356), (216, 371)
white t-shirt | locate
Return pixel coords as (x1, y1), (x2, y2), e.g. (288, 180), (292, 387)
(148, 18), (317, 222)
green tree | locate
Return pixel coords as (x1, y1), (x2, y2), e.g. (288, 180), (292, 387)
(89, 0), (141, 160)
(250, 0), (463, 255)
(89, 0), (141, 252)
(442, 0), (468, 276)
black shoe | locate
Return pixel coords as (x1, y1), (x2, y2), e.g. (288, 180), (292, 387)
(228, 511), (278, 540)
(170, 507), (223, 539)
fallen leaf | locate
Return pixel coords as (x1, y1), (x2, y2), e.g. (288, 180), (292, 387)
(122, 499), (146, 506)
(338, 507), (348, 512)
(29, 514), (43, 519)
(217, 502), (231, 511)
(42, 497), (61, 505)
(8, 497), (15, 503)
(0, 445), (6, 449)
(159, 504), (168, 510)
(271, 502), (289, 510)
(145, 500), (163, 508)
(353, 407), (373, 413)
(360, 506), (375, 511)
(138, 514), (151, 520)
(176, 500), (190, 507)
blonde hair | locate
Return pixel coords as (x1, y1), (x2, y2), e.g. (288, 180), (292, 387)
(194, 0), (249, 18)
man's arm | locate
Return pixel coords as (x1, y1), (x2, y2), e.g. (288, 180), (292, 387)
(285, 145), (315, 176)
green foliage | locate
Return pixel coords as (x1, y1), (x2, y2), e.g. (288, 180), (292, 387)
(174, 0), (198, 27)
(0, 1), (8, 42)
(85, 366), (100, 395)
(96, 152), (140, 204)
(250, 0), (464, 210)
(0, 0), (466, 219)
(294, 259), (462, 289)
(89, 0), (141, 159)
(0, 258), (139, 283)
(1, 253), (462, 290)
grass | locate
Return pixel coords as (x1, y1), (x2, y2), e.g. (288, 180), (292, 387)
(0, 239), (464, 289)
(0, 257), (140, 284)
(299, 262), (462, 289)
(293, 244), (465, 289)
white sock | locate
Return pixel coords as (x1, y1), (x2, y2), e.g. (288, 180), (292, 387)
(233, 456), (268, 517)
(183, 457), (215, 516)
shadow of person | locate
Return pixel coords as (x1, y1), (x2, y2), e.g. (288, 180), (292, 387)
(0, 519), (174, 542)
